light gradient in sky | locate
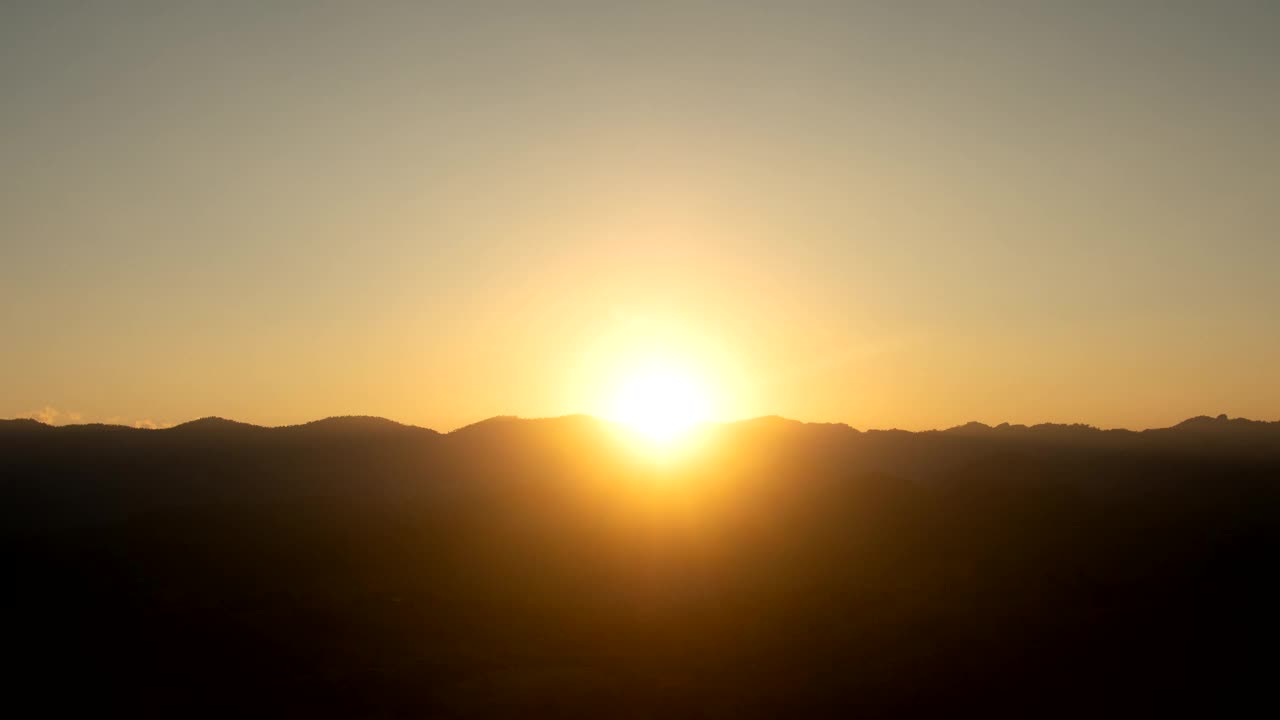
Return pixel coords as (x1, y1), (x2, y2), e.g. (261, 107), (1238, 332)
(3, 2), (1278, 430)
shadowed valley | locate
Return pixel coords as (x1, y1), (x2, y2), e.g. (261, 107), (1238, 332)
(4, 414), (1279, 716)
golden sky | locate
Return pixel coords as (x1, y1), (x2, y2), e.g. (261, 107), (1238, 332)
(3, 3), (1279, 431)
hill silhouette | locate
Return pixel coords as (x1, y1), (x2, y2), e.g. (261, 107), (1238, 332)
(4, 413), (1279, 716)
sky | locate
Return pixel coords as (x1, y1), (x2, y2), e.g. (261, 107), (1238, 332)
(3, 2), (1279, 431)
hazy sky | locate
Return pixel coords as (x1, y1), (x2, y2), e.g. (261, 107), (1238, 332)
(3, 2), (1278, 431)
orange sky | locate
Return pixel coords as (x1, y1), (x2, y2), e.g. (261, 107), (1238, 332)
(3, 4), (1279, 431)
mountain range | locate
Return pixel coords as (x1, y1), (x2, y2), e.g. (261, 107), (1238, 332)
(4, 411), (1278, 716)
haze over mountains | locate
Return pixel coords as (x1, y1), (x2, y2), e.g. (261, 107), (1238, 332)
(5, 412), (1279, 716)
(7, 410), (1278, 448)
(5, 411), (1277, 522)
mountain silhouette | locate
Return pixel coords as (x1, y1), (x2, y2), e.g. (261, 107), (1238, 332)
(3, 413), (1279, 716)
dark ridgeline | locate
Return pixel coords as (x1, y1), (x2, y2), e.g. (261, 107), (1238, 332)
(3, 413), (1279, 717)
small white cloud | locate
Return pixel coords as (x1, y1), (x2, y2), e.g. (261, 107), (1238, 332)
(26, 407), (76, 422)
(23, 409), (165, 428)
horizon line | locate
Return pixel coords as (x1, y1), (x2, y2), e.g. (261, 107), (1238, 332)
(5, 411), (1276, 436)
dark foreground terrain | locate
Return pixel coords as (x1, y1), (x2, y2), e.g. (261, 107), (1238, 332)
(4, 413), (1279, 717)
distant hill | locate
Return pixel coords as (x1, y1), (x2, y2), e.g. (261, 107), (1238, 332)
(6, 411), (1277, 440)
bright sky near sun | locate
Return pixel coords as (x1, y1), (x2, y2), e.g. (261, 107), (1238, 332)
(3, 2), (1279, 431)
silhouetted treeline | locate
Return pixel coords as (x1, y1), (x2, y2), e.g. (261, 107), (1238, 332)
(3, 414), (1279, 717)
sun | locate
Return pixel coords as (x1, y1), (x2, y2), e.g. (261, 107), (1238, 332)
(608, 363), (712, 444)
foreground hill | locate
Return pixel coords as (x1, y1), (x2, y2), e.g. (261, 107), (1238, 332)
(3, 414), (1279, 716)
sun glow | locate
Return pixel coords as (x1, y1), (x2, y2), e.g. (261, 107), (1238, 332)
(608, 362), (712, 444)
